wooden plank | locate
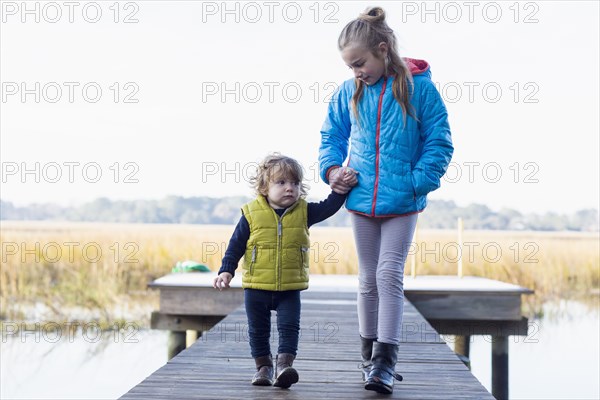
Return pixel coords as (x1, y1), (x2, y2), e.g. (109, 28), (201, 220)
(151, 274), (532, 321)
(429, 317), (530, 336)
(406, 292), (523, 320)
(121, 295), (494, 399)
(150, 312), (225, 332)
(159, 287), (244, 315)
(403, 275), (534, 295)
(149, 273), (533, 294)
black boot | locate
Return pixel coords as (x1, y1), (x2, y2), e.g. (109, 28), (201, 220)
(251, 355), (274, 386)
(359, 336), (375, 382)
(273, 353), (299, 389)
(365, 341), (403, 394)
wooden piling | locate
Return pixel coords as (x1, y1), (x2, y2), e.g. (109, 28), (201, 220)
(167, 331), (186, 360)
(492, 335), (509, 400)
(454, 335), (471, 369)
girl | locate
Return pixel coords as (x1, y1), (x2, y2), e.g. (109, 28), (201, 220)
(213, 153), (356, 388)
(319, 7), (454, 395)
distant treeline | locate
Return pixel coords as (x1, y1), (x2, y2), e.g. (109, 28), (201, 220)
(1, 198), (598, 232)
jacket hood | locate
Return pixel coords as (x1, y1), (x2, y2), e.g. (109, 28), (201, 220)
(403, 58), (430, 75)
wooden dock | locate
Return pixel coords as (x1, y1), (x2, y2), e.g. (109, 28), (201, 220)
(120, 276), (500, 399)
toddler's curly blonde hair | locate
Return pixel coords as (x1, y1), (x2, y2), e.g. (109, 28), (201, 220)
(250, 153), (309, 198)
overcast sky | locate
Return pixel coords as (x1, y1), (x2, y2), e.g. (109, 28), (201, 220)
(1, 1), (598, 214)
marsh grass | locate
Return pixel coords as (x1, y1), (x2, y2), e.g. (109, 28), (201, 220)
(1, 221), (598, 324)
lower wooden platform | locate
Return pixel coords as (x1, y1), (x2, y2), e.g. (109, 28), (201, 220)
(120, 290), (494, 399)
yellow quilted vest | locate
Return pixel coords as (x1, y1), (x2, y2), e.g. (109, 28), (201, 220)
(241, 196), (310, 291)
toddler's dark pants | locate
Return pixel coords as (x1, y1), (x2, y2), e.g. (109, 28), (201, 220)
(244, 288), (301, 358)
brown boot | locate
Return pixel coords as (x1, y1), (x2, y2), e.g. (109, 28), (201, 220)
(273, 353), (299, 388)
(251, 355), (274, 386)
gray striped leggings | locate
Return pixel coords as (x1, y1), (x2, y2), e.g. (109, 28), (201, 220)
(351, 212), (418, 345)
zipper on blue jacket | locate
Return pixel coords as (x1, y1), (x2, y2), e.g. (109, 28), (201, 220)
(371, 77), (388, 216)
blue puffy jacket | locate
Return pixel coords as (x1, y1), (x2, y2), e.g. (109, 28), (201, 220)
(319, 58), (453, 217)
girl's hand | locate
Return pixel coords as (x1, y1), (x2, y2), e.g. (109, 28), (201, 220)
(213, 272), (233, 291)
(328, 167), (352, 194)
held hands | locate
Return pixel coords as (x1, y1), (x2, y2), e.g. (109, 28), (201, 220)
(342, 167), (359, 186)
(328, 167), (359, 195)
(213, 272), (233, 291)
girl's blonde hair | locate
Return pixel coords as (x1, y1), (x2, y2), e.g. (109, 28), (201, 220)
(338, 6), (416, 125)
(250, 153), (309, 198)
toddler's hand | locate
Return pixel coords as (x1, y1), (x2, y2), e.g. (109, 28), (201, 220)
(328, 167), (351, 194)
(342, 167), (359, 187)
(213, 272), (232, 291)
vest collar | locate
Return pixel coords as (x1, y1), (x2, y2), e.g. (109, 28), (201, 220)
(257, 195), (301, 214)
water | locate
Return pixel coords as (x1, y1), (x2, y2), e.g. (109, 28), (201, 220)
(466, 300), (600, 400)
(1, 328), (168, 399)
(1, 301), (598, 399)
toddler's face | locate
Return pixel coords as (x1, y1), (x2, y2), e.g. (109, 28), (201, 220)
(267, 178), (300, 209)
(341, 45), (386, 86)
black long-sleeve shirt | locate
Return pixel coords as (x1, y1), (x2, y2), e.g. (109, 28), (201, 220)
(217, 191), (346, 276)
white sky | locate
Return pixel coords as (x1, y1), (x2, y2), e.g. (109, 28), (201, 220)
(1, 1), (598, 214)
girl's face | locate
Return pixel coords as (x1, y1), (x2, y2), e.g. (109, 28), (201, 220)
(341, 43), (388, 86)
(267, 177), (300, 209)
